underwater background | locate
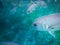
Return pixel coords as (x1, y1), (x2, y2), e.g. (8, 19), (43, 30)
(0, 0), (60, 45)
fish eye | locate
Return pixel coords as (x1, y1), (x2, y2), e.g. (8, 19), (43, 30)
(33, 23), (37, 27)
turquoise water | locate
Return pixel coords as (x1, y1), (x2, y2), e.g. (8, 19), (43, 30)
(0, 0), (60, 45)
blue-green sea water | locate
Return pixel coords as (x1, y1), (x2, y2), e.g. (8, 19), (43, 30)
(0, 0), (60, 45)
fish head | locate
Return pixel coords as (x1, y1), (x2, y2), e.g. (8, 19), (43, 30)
(32, 18), (47, 31)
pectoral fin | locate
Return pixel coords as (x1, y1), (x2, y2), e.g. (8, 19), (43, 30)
(48, 31), (55, 38)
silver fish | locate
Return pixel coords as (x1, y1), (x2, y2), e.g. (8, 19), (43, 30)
(33, 13), (60, 37)
(0, 42), (19, 45)
(26, 0), (47, 14)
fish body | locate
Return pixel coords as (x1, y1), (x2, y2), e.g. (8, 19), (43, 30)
(33, 13), (60, 37)
(27, 0), (47, 14)
(27, 3), (37, 14)
(0, 42), (19, 45)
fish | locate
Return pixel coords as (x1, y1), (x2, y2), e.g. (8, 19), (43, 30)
(26, 0), (47, 14)
(32, 13), (60, 37)
(0, 42), (19, 45)
(27, 3), (37, 14)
